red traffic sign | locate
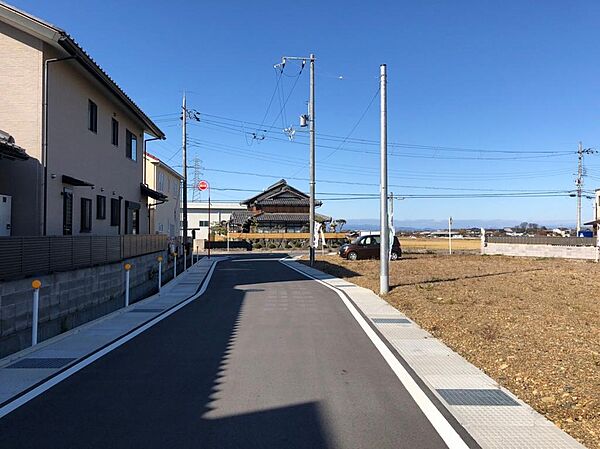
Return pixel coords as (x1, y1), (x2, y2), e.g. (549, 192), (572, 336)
(197, 180), (209, 191)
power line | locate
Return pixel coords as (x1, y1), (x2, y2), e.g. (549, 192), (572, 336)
(183, 110), (577, 155)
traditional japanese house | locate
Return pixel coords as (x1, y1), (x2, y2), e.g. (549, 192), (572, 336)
(230, 179), (330, 233)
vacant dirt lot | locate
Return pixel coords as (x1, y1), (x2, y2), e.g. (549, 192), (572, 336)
(310, 254), (600, 449)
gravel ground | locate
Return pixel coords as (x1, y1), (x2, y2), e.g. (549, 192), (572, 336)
(309, 254), (600, 449)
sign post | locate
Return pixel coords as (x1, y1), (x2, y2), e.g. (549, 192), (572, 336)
(449, 216), (453, 255)
(198, 180), (210, 259)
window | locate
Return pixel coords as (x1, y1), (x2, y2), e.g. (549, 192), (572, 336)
(63, 188), (73, 235)
(88, 100), (97, 133)
(111, 118), (119, 146)
(198, 220), (209, 227)
(158, 172), (165, 192)
(81, 198), (92, 232)
(96, 195), (106, 219)
(110, 198), (120, 226)
(126, 130), (137, 161)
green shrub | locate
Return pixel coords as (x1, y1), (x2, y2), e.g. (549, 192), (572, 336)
(268, 243), (277, 249)
(253, 243), (263, 249)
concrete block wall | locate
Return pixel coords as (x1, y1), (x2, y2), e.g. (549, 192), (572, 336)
(483, 242), (598, 260)
(0, 251), (192, 358)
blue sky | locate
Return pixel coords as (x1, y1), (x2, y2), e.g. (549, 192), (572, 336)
(13, 0), (600, 224)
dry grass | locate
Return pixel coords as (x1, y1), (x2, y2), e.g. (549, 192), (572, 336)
(399, 237), (480, 252)
(310, 254), (600, 449)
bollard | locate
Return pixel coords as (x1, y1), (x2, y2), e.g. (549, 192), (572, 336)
(157, 256), (163, 294)
(174, 253), (178, 279)
(184, 249), (187, 271)
(31, 279), (41, 346)
(124, 263), (132, 307)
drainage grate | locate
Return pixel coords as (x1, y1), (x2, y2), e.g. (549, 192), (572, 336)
(372, 318), (411, 324)
(437, 389), (520, 406)
(128, 308), (164, 313)
(7, 358), (76, 369)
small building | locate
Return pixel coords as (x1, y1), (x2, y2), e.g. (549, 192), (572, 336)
(187, 202), (247, 240)
(0, 2), (164, 236)
(583, 188), (600, 236)
(144, 153), (182, 237)
(230, 179), (331, 233)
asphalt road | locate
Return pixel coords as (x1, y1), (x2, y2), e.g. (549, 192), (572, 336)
(0, 254), (456, 449)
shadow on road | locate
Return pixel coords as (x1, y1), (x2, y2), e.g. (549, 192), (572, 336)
(0, 253), (334, 449)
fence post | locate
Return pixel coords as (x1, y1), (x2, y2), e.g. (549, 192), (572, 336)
(157, 256), (163, 294)
(31, 279), (41, 346)
(124, 263), (132, 307)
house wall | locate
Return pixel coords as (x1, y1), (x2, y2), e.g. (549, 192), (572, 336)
(0, 21), (44, 235)
(44, 44), (148, 236)
(187, 203), (246, 239)
(145, 158), (181, 237)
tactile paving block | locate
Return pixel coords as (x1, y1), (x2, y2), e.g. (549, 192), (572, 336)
(437, 388), (520, 406)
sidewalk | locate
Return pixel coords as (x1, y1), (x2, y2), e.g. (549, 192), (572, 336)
(282, 259), (586, 449)
(0, 256), (223, 415)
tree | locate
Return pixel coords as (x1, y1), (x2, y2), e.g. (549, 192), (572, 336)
(335, 219), (347, 231)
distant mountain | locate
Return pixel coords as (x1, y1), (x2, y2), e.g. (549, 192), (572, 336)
(344, 218), (576, 231)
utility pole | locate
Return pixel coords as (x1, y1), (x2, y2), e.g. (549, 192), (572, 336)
(182, 92), (188, 247)
(279, 53), (316, 265)
(576, 142), (597, 235)
(379, 64), (389, 295)
(309, 53), (316, 266)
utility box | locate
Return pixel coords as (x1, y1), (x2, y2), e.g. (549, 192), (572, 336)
(0, 194), (11, 236)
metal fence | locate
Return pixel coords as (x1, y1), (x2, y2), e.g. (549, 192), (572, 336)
(0, 234), (167, 281)
(487, 236), (597, 246)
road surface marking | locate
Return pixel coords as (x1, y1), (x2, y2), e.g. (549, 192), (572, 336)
(281, 260), (470, 449)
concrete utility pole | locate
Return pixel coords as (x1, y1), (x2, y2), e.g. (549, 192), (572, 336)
(309, 53), (316, 266)
(379, 64), (389, 295)
(575, 142), (597, 235)
(280, 54), (316, 265)
(182, 93), (188, 246)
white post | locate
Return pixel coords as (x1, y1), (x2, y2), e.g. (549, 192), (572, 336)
(157, 256), (163, 294)
(124, 263), (131, 307)
(174, 253), (177, 278)
(480, 228), (486, 255)
(31, 280), (41, 346)
(379, 64), (389, 295)
(227, 222), (230, 252)
(449, 216), (453, 255)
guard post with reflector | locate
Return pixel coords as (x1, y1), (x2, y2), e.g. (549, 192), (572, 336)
(157, 256), (163, 293)
(31, 279), (41, 346)
(124, 263), (132, 307)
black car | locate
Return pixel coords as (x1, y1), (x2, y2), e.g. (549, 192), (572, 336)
(338, 235), (402, 261)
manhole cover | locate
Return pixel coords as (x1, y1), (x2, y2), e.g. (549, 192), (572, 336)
(437, 389), (519, 406)
(7, 358), (76, 369)
(372, 318), (411, 324)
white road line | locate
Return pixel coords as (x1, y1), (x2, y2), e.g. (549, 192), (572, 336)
(281, 261), (470, 449)
(231, 258), (287, 262)
(0, 260), (221, 420)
